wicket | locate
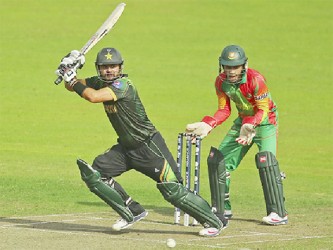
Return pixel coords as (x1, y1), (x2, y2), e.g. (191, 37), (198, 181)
(174, 133), (202, 226)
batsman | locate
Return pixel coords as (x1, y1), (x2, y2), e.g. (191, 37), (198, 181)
(186, 45), (288, 225)
(55, 48), (228, 236)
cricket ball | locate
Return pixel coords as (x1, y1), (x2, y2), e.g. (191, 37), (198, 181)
(166, 238), (176, 248)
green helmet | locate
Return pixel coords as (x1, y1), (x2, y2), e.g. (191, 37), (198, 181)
(219, 45), (247, 67)
(95, 48), (124, 81)
(95, 48), (123, 66)
(218, 45), (248, 84)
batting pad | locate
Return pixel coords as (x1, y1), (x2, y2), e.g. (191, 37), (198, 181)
(157, 182), (223, 229)
(77, 159), (134, 222)
(255, 152), (287, 217)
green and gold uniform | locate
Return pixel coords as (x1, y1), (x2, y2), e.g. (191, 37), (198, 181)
(87, 76), (156, 148)
(85, 75), (182, 183)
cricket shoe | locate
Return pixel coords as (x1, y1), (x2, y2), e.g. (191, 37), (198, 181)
(199, 219), (229, 237)
(262, 212), (288, 225)
(112, 211), (148, 231)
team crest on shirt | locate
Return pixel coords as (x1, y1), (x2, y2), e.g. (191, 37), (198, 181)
(112, 81), (123, 89)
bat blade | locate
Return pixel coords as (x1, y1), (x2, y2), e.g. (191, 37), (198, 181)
(80, 3), (126, 55)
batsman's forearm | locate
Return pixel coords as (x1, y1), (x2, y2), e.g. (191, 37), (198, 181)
(72, 82), (88, 97)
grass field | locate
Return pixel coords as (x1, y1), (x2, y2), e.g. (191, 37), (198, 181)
(0, 0), (332, 249)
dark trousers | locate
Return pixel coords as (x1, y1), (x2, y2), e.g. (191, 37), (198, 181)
(92, 131), (182, 183)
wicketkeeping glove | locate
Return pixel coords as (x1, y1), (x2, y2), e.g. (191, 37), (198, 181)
(236, 123), (256, 145)
(185, 122), (213, 140)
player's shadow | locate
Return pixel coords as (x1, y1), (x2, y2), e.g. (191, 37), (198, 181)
(0, 217), (117, 234)
(77, 202), (174, 216)
(0, 216), (194, 236)
(77, 201), (112, 207)
(76, 202), (263, 226)
(0, 211), (194, 235)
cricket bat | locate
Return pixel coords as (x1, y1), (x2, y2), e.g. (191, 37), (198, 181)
(54, 2), (126, 85)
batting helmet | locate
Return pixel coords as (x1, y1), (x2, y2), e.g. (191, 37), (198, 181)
(219, 45), (247, 67)
(95, 48), (124, 82)
(95, 48), (124, 66)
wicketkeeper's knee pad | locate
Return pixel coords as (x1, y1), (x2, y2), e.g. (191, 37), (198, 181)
(255, 152), (287, 217)
(77, 159), (134, 222)
(157, 182), (223, 229)
(207, 147), (226, 216)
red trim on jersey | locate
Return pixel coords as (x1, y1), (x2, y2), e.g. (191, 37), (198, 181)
(205, 68), (277, 127)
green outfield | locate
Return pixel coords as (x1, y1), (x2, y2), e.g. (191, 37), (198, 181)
(0, 0), (332, 249)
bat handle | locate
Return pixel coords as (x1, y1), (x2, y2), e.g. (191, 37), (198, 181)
(54, 76), (63, 85)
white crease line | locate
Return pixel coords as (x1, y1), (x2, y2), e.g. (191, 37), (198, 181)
(222, 232), (281, 238)
(1, 213), (331, 247)
(218, 235), (332, 246)
(2, 226), (330, 250)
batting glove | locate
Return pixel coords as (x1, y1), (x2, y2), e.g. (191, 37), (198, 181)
(57, 50), (85, 72)
(62, 68), (77, 86)
(68, 50), (85, 69)
(236, 123), (256, 145)
(55, 67), (77, 86)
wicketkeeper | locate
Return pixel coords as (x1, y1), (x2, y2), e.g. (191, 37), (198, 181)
(186, 45), (288, 225)
(55, 48), (228, 236)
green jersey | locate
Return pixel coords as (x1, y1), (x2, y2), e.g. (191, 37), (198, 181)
(85, 76), (157, 148)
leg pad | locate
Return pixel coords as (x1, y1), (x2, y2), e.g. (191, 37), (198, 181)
(255, 152), (287, 217)
(77, 159), (134, 222)
(157, 182), (223, 229)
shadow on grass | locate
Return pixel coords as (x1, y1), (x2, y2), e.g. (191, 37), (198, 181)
(0, 217), (195, 236)
(77, 201), (109, 207)
(75, 202), (264, 226)
(77, 202), (174, 216)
